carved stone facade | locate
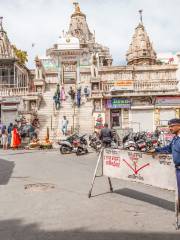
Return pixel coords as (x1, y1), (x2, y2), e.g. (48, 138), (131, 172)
(68, 2), (113, 67)
(1, 3), (180, 138)
(0, 18), (41, 127)
(38, 3), (180, 136)
(126, 23), (157, 65)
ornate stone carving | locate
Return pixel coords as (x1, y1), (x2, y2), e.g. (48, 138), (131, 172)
(126, 12), (157, 65)
(35, 56), (45, 80)
(90, 52), (99, 78)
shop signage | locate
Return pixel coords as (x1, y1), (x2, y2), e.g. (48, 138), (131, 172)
(106, 98), (131, 109)
(156, 96), (180, 106)
(110, 80), (134, 91)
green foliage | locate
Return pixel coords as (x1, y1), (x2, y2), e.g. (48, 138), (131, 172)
(12, 45), (28, 65)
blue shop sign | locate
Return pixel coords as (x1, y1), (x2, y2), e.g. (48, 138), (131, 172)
(106, 98), (131, 109)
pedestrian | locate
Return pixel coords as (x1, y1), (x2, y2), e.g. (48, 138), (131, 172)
(61, 116), (68, 136)
(8, 123), (13, 146)
(77, 87), (81, 108)
(99, 123), (113, 147)
(53, 84), (61, 110)
(68, 86), (75, 101)
(11, 124), (21, 149)
(150, 118), (180, 209)
(84, 86), (90, 98)
(2, 127), (8, 150)
(61, 85), (66, 101)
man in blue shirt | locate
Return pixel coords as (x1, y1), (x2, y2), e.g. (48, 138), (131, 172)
(151, 118), (180, 209)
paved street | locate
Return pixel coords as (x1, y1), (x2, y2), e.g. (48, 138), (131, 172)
(0, 149), (179, 239)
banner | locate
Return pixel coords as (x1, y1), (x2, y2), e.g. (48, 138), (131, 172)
(103, 149), (176, 190)
(110, 80), (134, 91)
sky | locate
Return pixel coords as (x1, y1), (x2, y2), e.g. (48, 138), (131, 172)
(1, 0), (180, 68)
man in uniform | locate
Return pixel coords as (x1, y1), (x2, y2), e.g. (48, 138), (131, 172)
(151, 118), (180, 209)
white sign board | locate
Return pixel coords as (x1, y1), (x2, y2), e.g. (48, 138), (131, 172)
(103, 149), (176, 190)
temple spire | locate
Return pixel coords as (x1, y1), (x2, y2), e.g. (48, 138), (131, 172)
(0, 17), (3, 31)
(73, 1), (81, 14)
(139, 9), (143, 24)
(126, 11), (157, 65)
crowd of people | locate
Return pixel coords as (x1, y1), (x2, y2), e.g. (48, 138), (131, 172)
(0, 121), (21, 150)
(53, 84), (90, 110)
(0, 115), (40, 150)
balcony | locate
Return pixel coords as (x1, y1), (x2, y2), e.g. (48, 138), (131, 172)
(90, 77), (101, 83)
(134, 80), (178, 92)
(102, 80), (178, 94)
(0, 87), (28, 97)
(91, 90), (103, 98)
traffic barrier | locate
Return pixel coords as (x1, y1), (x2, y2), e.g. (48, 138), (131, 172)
(88, 148), (180, 229)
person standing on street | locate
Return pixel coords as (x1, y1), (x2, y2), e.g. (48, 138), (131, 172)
(99, 123), (113, 147)
(11, 124), (21, 149)
(8, 123), (13, 146)
(2, 127), (8, 150)
(61, 116), (68, 136)
(150, 118), (180, 209)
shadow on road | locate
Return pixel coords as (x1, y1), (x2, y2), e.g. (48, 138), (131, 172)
(0, 158), (15, 185)
(114, 188), (174, 212)
(0, 219), (179, 240)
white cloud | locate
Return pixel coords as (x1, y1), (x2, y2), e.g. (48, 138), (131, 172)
(1, 0), (180, 68)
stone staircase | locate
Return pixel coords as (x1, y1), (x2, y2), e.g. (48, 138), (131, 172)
(38, 84), (94, 141)
(38, 85), (59, 140)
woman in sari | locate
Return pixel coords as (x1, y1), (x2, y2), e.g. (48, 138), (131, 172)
(11, 125), (21, 149)
(61, 86), (66, 101)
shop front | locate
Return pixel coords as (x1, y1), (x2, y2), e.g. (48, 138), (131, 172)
(106, 98), (131, 128)
(131, 97), (154, 132)
(1, 97), (20, 126)
(155, 96), (180, 126)
(131, 108), (154, 132)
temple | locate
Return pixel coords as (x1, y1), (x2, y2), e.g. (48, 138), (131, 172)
(0, 4), (179, 139)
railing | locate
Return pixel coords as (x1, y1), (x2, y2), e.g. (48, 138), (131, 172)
(102, 80), (178, 93)
(0, 87), (28, 96)
(91, 90), (103, 98)
(134, 80), (178, 91)
(102, 83), (114, 92)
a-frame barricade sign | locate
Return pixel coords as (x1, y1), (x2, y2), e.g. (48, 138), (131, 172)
(88, 148), (180, 230)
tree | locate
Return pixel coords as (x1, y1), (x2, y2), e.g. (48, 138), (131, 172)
(12, 45), (28, 65)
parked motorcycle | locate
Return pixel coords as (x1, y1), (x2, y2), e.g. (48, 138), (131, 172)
(75, 134), (88, 155)
(59, 134), (88, 155)
(89, 134), (102, 152)
(59, 133), (79, 154)
(123, 131), (160, 152)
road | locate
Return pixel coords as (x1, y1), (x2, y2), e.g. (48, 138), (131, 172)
(0, 149), (179, 240)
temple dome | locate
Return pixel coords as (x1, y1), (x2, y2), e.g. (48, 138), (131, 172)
(126, 16), (157, 65)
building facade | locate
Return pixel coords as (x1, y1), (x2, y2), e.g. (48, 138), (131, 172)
(0, 3), (180, 139)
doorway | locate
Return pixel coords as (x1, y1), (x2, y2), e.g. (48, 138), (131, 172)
(111, 109), (122, 127)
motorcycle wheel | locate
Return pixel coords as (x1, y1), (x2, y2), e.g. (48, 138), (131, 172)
(60, 146), (71, 154)
(95, 142), (102, 151)
(76, 147), (83, 156)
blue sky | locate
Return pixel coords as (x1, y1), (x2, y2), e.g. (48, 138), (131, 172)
(1, 0), (180, 68)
